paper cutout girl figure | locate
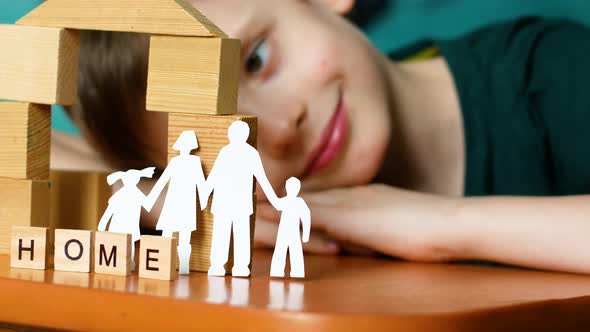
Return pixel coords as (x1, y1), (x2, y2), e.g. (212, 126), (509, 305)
(206, 120), (282, 277)
(270, 177), (310, 278)
(98, 167), (156, 270)
(145, 130), (208, 275)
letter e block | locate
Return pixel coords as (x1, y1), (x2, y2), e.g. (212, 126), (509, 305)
(139, 235), (177, 281)
(94, 232), (132, 276)
(54, 229), (94, 272)
(10, 226), (50, 270)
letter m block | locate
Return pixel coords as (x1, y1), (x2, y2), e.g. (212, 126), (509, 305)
(94, 232), (132, 276)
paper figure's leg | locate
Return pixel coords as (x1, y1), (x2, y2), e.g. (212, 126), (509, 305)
(232, 215), (251, 277)
(208, 215), (232, 276)
(162, 230), (174, 238)
(270, 226), (288, 278)
(131, 239), (137, 271)
(289, 234), (305, 278)
(178, 231), (192, 275)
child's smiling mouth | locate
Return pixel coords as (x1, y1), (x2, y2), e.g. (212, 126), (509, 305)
(303, 91), (349, 178)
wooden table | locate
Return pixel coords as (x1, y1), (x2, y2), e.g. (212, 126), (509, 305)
(0, 250), (589, 331)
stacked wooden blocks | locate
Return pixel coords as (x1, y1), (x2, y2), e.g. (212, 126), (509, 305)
(0, 24), (80, 254)
(2, 0), (256, 274)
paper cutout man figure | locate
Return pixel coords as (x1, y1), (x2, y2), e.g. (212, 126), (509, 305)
(145, 130), (208, 275)
(270, 177), (310, 278)
(98, 167), (156, 270)
(206, 120), (281, 277)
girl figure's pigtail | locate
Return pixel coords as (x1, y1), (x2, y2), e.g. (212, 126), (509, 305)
(139, 167), (156, 179)
(107, 171), (126, 185)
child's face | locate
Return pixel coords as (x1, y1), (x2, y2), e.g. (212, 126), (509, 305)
(190, 0), (392, 195)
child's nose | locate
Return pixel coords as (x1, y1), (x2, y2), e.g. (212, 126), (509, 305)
(260, 104), (307, 159)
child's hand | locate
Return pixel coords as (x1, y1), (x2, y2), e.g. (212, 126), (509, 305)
(302, 184), (463, 262)
(255, 201), (340, 255)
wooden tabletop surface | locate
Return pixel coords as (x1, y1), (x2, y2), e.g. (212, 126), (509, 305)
(1, 250), (590, 331)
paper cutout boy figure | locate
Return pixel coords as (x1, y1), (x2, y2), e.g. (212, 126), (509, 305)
(145, 130), (208, 275)
(98, 167), (156, 270)
(205, 120), (281, 277)
(270, 177), (311, 278)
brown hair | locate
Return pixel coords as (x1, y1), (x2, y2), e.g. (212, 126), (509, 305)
(68, 31), (158, 170)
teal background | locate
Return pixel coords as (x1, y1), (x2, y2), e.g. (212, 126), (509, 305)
(2, 0), (590, 134)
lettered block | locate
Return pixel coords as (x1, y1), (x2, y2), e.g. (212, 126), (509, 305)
(10, 226), (51, 270)
(0, 25), (79, 105)
(167, 114), (257, 272)
(94, 232), (132, 276)
(139, 235), (177, 281)
(147, 36), (240, 115)
(0, 179), (51, 255)
(54, 229), (94, 273)
(0, 103), (51, 180)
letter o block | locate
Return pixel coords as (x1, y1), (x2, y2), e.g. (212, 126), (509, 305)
(94, 232), (132, 276)
(139, 235), (177, 281)
(54, 229), (94, 272)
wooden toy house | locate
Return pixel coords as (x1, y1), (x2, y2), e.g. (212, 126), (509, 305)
(0, 0), (255, 273)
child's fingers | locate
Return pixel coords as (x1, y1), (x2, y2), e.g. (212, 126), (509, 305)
(254, 218), (340, 255)
(257, 201), (281, 222)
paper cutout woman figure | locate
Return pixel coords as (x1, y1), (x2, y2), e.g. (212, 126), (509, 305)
(205, 120), (282, 277)
(145, 130), (208, 275)
(270, 177), (310, 278)
(98, 167), (156, 270)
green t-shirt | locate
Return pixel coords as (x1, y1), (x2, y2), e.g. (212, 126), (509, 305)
(435, 17), (590, 196)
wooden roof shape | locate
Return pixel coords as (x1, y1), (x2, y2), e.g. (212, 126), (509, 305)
(17, 0), (227, 38)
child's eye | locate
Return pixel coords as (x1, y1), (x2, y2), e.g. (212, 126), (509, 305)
(245, 39), (271, 77)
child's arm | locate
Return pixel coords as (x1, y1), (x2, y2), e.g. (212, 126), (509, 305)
(300, 200), (311, 243)
(305, 184), (590, 274)
(97, 204), (114, 232)
(143, 162), (173, 212)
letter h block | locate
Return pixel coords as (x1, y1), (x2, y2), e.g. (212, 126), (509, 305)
(139, 235), (177, 281)
(54, 229), (94, 273)
(10, 226), (51, 270)
(94, 232), (132, 276)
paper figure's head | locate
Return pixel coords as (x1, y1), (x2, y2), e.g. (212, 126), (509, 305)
(286, 177), (301, 196)
(228, 121), (250, 144)
(173, 130), (199, 152)
(107, 167), (156, 186)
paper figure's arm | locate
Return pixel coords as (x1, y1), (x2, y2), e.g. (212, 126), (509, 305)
(97, 204), (114, 232)
(196, 161), (209, 211)
(144, 163), (173, 212)
(300, 201), (311, 243)
(252, 152), (282, 211)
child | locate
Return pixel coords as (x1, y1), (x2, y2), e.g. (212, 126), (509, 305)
(270, 177), (311, 278)
(59, 0), (590, 274)
(98, 167), (156, 269)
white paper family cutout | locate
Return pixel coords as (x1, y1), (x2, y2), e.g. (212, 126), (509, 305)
(98, 167), (156, 270)
(270, 177), (310, 278)
(98, 120), (311, 278)
(144, 130), (208, 275)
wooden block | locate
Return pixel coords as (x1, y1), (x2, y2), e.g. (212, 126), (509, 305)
(147, 37), (240, 115)
(139, 235), (177, 281)
(50, 171), (110, 231)
(17, 0), (226, 38)
(168, 114), (257, 272)
(0, 25), (79, 105)
(0, 179), (50, 255)
(10, 226), (51, 270)
(168, 114), (257, 173)
(0, 103), (50, 180)
(54, 229), (94, 273)
(94, 232), (132, 276)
